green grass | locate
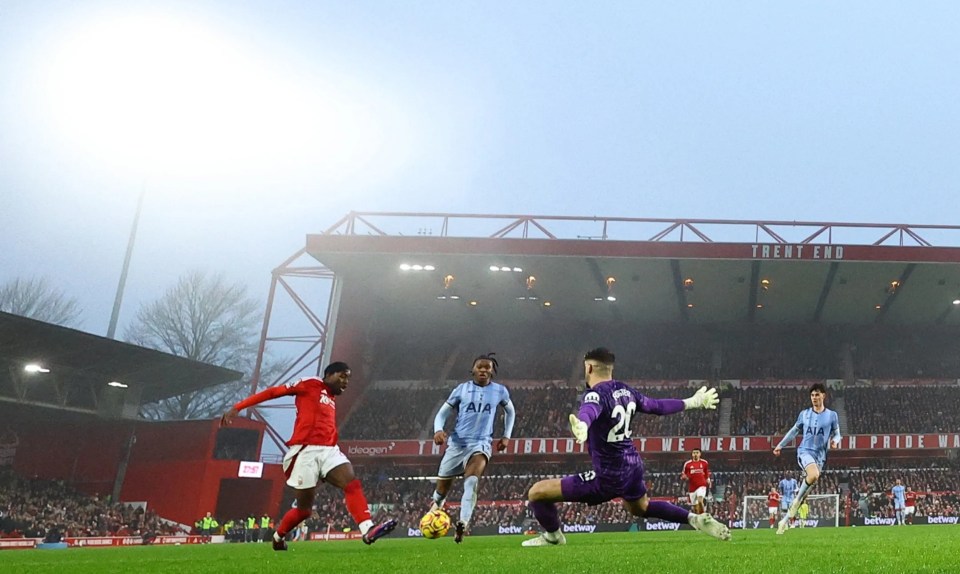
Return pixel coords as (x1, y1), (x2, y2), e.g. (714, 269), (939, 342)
(3, 527), (958, 574)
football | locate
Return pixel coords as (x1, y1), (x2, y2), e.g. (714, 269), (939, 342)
(419, 509), (452, 539)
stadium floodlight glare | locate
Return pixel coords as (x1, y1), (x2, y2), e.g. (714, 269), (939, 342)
(489, 266), (500, 272)
(500, 266), (511, 272)
(469, 301), (478, 306)
(24, 364), (50, 374)
(400, 263), (435, 271)
(107, 381), (129, 388)
(543, 301), (552, 307)
(594, 297), (604, 302)
(953, 299), (960, 305)
(40, 12), (392, 184)
(606, 296), (617, 302)
(512, 267), (523, 273)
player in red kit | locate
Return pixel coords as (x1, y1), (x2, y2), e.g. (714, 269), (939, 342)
(904, 487), (917, 525)
(767, 486), (782, 528)
(220, 361), (397, 551)
(681, 449), (711, 514)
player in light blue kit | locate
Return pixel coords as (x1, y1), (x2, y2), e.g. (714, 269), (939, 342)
(430, 353), (516, 543)
(891, 479), (906, 526)
(773, 383), (841, 535)
(778, 474), (799, 528)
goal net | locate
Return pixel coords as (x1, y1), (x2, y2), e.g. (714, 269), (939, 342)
(741, 494), (840, 528)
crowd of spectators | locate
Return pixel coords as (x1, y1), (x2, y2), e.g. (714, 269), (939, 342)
(205, 461), (958, 538)
(718, 331), (844, 380)
(729, 387), (808, 436)
(340, 386), (440, 440)
(628, 387), (720, 436)
(851, 330), (960, 380)
(342, 379), (727, 440)
(843, 387), (960, 433)
(503, 384), (580, 438)
(343, 376), (960, 440)
(3, 456), (957, 541)
(0, 469), (181, 540)
(371, 323), (960, 384)
(352, 460), (960, 531)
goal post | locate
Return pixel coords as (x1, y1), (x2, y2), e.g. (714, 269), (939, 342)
(741, 494), (840, 528)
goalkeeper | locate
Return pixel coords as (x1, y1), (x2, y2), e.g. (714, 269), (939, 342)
(521, 347), (730, 547)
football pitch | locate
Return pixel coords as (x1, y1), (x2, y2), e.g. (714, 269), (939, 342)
(4, 527), (958, 574)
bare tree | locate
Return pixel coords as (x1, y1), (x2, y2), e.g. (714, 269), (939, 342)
(0, 277), (82, 326)
(125, 270), (266, 420)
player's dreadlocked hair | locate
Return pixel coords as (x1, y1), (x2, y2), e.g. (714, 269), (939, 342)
(471, 352), (499, 374)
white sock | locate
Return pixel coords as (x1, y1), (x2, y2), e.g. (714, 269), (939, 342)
(359, 519), (373, 535)
(460, 476), (479, 525)
(790, 482), (813, 518)
(544, 530), (560, 542)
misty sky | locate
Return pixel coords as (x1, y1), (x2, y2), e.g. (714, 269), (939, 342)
(3, 1), (960, 440)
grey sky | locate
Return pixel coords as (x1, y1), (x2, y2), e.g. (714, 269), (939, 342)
(2, 2), (959, 440)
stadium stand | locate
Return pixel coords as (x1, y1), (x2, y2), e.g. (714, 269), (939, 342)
(0, 469), (181, 539)
(729, 387), (807, 436)
(341, 379), (724, 439)
(340, 386), (440, 440)
(264, 458), (959, 533)
(842, 386), (960, 433)
(341, 378), (960, 439)
(2, 445), (957, 539)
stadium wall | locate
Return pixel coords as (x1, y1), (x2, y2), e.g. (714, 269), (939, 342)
(11, 416), (285, 525)
(13, 419), (128, 493)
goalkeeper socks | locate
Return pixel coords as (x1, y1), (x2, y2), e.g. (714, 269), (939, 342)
(645, 501), (690, 524)
(460, 476), (479, 525)
(530, 500), (561, 533)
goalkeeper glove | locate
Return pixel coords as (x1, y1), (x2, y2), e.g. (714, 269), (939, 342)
(682, 386), (719, 410)
(569, 414), (588, 444)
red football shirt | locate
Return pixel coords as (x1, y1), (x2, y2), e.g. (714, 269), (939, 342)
(233, 377), (338, 446)
(768, 491), (782, 508)
(905, 491), (917, 507)
(682, 459), (711, 491)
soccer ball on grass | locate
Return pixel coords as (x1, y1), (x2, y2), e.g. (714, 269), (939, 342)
(419, 509), (452, 539)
